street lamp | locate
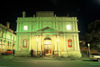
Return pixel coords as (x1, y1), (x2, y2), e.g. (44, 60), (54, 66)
(88, 43), (91, 57)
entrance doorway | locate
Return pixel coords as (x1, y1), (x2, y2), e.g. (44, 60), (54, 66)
(44, 37), (52, 56)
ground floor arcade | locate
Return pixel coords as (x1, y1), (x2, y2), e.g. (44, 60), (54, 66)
(15, 33), (81, 58)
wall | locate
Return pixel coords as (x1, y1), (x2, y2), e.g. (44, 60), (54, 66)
(16, 16), (81, 57)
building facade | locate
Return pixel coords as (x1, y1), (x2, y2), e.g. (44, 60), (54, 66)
(15, 11), (81, 57)
(0, 23), (16, 53)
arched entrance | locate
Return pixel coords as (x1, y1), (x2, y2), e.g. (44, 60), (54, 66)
(44, 37), (52, 56)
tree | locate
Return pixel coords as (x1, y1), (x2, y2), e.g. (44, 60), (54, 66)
(86, 20), (100, 51)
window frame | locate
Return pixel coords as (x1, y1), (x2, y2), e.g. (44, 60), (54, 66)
(23, 39), (27, 48)
(68, 39), (72, 47)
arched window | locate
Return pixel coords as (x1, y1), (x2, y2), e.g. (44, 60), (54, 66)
(44, 37), (52, 45)
(44, 37), (51, 40)
(68, 39), (72, 47)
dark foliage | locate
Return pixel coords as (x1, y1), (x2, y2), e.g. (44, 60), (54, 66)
(86, 20), (100, 51)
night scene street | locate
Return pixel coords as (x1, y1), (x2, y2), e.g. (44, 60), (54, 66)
(0, 0), (100, 67)
(0, 55), (100, 67)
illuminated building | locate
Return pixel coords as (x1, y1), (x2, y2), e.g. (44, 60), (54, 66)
(15, 11), (81, 57)
(0, 23), (16, 53)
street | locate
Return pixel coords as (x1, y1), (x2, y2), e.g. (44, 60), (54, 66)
(0, 55), (100, 67)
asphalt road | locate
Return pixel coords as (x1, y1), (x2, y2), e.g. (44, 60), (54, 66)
(0, 55), (100, 67)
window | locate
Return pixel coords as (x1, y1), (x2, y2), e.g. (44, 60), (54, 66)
(8, 41), (9, 46)
(23, 39), (27, 48)
(66, 25), (71, 30)
(44, 40), (52, 45)
(0, 41), (1, 48)
(44, 37), (52, 45)
(24, 25), (28, 30)
(68, 39), (72, 47)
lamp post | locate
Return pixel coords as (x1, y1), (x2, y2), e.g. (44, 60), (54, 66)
(88, 43), (91, 57)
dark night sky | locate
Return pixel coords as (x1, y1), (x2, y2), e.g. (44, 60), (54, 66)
(0, 0), (100, 37)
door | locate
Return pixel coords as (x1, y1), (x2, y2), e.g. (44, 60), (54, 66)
(44, 37), (52, 56)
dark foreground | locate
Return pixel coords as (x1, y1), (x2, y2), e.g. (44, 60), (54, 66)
(0, 55), (100, 67)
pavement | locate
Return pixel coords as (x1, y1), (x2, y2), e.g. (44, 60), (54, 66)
(0, 55), (100, 67)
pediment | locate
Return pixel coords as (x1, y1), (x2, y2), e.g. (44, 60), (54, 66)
(37, 27), (59, 32)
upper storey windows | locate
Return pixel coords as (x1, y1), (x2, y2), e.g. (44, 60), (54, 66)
(66, 25), (71, 30)
(24, 25), (28, 30)
(17, 17), (78, 32)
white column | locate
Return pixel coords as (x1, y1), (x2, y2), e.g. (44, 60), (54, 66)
(36, 37), (39, 56)
(57, 36), (59, 56)
(77, 34), (80, 51)
(74, 35), (76, 51)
